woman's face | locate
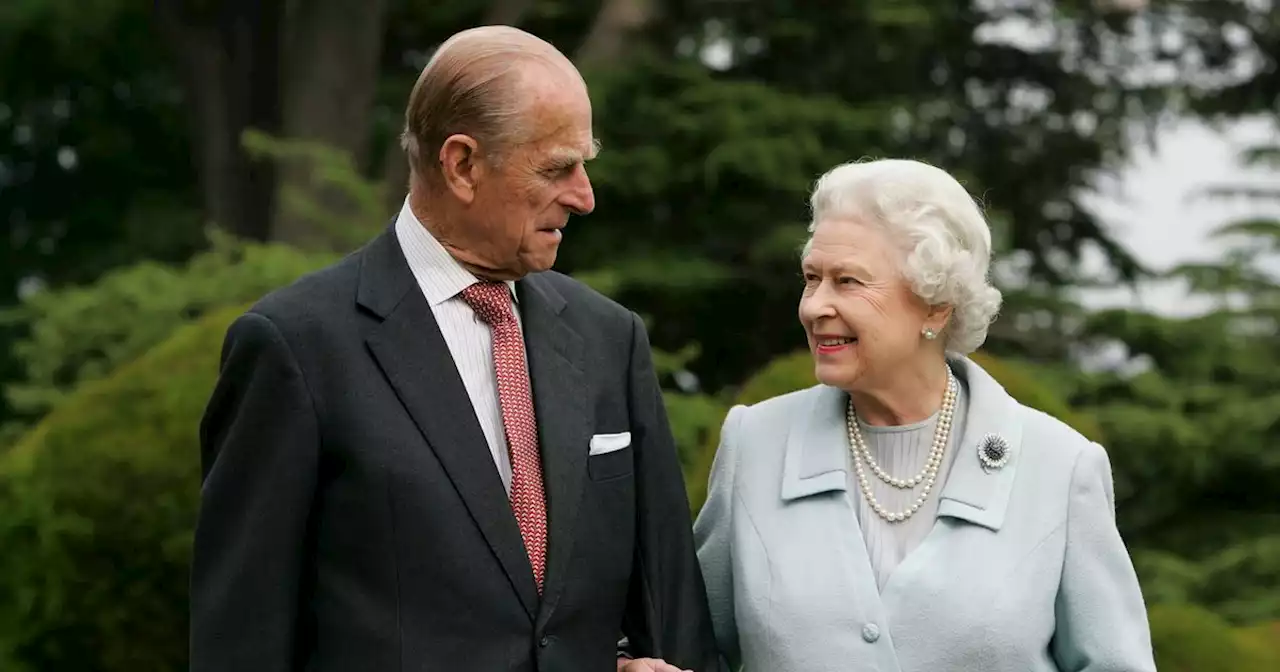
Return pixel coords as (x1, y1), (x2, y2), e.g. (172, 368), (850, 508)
(798, 217), (936, 392)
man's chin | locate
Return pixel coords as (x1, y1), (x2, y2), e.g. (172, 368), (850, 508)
(521, 250), (560, 274)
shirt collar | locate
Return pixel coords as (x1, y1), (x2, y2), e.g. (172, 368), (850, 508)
(394, 198), (518, 306)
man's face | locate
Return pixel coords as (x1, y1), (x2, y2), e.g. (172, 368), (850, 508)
(457, 68), (597, 280)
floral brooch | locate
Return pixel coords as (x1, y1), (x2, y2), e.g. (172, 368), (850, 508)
(977, 433), (1011, 472)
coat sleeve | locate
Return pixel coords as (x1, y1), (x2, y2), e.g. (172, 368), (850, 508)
(619, 311), (725, 672)
(191, 311), (320, 672)
(1051, 441), (1157, 672)
(693, 404), (745, 670)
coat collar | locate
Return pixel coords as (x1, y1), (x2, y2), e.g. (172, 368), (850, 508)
(393, 198), (518, 308)
(779, 355), (1024, 531)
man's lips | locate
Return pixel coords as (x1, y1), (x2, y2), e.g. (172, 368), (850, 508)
(535, 223), (565, 239)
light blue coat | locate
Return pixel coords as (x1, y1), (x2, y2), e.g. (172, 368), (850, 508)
(693, 356), (1156, 672)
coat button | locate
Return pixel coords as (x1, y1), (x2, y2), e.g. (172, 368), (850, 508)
(539, 636), (550, 647)
(862, 623), (880, 643)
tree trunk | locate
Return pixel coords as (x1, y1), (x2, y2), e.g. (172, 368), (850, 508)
(271, 0), (390, 250)
(380, 133), (412, 219)
(574, 0), (656, 68)
(155, 1), (282, 242)
(484, 0), (537, 26)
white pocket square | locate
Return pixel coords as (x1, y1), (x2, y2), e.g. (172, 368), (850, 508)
(589, 432), (632, 455)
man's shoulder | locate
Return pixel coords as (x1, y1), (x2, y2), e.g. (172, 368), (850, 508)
(527, 269), (634, 323)
(245, 245), (366, 331)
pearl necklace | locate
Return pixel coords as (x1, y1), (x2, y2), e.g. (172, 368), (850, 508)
(846, 370), (957, 523)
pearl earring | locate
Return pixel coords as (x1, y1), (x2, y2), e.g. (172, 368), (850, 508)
(922, 327), (937, 340)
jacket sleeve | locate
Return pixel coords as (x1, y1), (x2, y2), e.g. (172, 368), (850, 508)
(191, 311), (320, 672)
(1051, 441), (1157, 672)
(693, 405), (745, 670)
(619, 311), (725, 672)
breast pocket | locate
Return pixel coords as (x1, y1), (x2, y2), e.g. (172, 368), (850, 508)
(587, 431), (633, 481)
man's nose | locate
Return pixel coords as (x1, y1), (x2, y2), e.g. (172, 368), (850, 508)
(562, 169), (595, 215)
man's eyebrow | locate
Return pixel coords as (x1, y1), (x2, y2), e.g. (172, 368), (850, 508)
(547, 139), (601, 167)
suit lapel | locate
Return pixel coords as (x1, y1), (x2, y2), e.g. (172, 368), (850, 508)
(881, 356), (1025, 604)
(779, 386), (886, 601)
(780, 384), (851, 501)
(516, 274), (591, 629)
(358, 227), (540, 620)
(935, 355), (1024, 532)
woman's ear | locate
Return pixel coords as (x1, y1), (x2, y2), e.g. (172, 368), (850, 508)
(926, 303), (954, 334)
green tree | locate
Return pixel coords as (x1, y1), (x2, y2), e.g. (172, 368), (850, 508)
(1065, 139), (1280, 624)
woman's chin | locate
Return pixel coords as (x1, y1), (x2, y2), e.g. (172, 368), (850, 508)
(812, 359), (857, 389)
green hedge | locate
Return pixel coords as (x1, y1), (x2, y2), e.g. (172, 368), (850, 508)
(1149, 604), (1279, 671)
(4, 233), (330, 420)
(0, 306), (243, 672)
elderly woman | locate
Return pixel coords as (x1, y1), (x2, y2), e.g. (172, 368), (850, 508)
(692, 159), (1156, 672)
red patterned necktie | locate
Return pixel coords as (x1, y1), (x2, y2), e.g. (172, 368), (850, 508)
(460, 281), (548, 592)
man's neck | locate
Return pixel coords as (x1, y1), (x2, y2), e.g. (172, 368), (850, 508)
(407, 190), (520, 283)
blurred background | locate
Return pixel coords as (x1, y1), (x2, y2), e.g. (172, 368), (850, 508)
(0, 0), (1276, 669)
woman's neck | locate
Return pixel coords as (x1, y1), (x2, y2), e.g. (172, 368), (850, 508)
(849, 357), (951, 427)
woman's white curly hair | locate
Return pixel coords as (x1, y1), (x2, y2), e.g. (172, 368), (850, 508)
(803, 158), (1003, 356)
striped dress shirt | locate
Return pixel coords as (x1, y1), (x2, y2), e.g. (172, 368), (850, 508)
(395, 199), (522, 494)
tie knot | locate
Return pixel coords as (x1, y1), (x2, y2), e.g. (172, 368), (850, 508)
(461, 281), (514, 326)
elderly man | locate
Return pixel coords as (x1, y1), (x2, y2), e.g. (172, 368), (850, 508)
(190, 26), (720, 672)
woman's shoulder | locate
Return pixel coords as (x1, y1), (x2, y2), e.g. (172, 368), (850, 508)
(956, 356), (1107, 472)
(728, 384), (832, 432)
(715, 384), (834, 461)
(1017, 404), (1099, 456)
(1011, 402), (1114, 491)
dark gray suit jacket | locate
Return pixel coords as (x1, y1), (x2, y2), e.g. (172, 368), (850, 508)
(191, 225), (721, 671)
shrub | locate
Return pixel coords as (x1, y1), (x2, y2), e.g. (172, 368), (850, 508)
(0, 306), (243, 672)
(3, 233), (331, 423)
(1149, 603), (1280, 671)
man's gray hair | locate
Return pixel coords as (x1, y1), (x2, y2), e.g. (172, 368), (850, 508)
(400, 26), (579, 182)
(803, 158), (1003, 355)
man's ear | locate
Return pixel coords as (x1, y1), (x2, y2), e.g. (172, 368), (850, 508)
(439, 134), (481, 204)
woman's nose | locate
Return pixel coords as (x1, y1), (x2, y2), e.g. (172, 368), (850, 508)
(799, 286), (835, 322)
